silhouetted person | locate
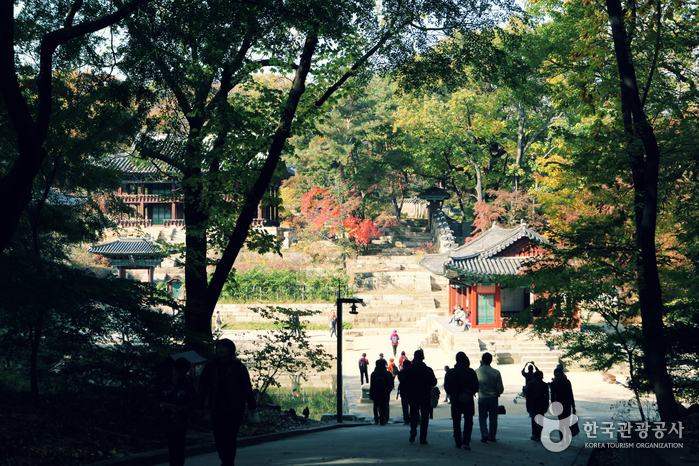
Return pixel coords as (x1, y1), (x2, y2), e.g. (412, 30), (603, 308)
(521, 361), (538, 396)
(198, 339), (257, 466)
(550, 367), (576, 442)
(396, 359), (412, 424)
(444, 352), (479, 450)
(526, 370), (549, 441)
(402, 349), (437, 444)
(358, 353), (370, 385)
(157, 357), (196, 466)
(475, 352), (504, 442)
(370, 358), (394, 425)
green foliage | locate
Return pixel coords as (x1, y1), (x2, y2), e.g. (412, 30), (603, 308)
(220, 267), (351, 304)
(222, 321), (352, 331)
(239, 307), (334, 402)
(269, 387), (337, 420)
(0, 256), (185, 396)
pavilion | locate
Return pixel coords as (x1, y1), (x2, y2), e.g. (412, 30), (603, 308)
(419, 221), (547, 330)
(88, 237), (168, 283)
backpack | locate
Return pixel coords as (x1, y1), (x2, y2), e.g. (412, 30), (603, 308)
(359, 359), (367, 370)
(391, 335), (398, 344)
(431, 386), (440, 408)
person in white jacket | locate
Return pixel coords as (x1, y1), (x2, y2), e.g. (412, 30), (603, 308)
(475, 352), (504, 442)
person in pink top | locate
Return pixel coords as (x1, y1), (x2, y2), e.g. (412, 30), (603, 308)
(398, 350), (409, 370)
(390, 330), (400, 356)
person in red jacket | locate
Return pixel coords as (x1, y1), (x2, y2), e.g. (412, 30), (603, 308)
(398, 350), (409, 370)
(390, 330), (400, 356)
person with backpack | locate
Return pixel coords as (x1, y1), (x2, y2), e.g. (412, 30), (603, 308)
(390, 330), (400, 356)
(387, 358), (398, 377)
(358, 353), (370, 385)
(444, 352), (480, 450)
(526, 370), (549, 442)
(369, 358), (395, 425)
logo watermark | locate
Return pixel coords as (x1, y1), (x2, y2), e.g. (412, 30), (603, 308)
(535, 401), (578, 452)
(534, 402), (685, 453)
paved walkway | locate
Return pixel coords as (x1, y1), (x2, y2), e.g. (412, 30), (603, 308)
(145, 327), (633, 466)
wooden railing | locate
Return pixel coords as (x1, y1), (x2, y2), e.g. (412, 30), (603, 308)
(117, 194), (182, 203)
(163, 219), (185, 227)
(118, 219), (153, 228)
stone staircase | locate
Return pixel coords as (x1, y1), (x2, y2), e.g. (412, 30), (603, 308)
(364, 218), (433, 255)
(348, 294), (447, 328)
(423, 316), (562, 372)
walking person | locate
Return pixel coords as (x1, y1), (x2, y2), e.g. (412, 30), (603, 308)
(329, 311), (337, 337)
(358, 353), (370, 385)
(526, 370), (549, 442)
(398, 350), (409, 370)
(156, 357), (197, 466)
(290, 315), (301, 337)
(444, 352), (479, 450)
(443, 365), (450, 403)
(390, 330), (400, 356)
(402, 349), (437, 444)
(397, 359), (412, 425)
(550, 367), (577, 443)
(214, 311), (222, 332)
(369, 358), (394, 425)
(475, 352), (504, 443)
(198, 339), (258, 466)
(388, 358), (398, 377)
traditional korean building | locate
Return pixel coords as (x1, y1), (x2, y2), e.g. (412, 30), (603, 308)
(107, 135), (284, 228)
(419, 221), (547, 330)
(88, 237), (168, 282)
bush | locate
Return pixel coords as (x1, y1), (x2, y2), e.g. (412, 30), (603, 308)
(220, 267), (351, 304)
(222, 321), (353, 331)
(269, 387), (337, 419)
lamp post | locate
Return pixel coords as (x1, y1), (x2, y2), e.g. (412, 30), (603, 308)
(335, 295), (364, 423)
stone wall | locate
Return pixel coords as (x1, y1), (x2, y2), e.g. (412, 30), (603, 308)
(353, 271), (432, 293)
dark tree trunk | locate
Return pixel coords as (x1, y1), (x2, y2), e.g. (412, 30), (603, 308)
(606, 0), (679, 422)
(189, 35), (319, 346)
(0, 0), (154, 252)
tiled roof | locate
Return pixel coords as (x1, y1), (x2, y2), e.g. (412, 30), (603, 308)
(88, 237), (167, 256)
(451, 223), (547, 260)
(418, 222), (547, 278)
(418, 186), (451, 201)
(103, 133), (191, 175)
(445, 256), (533, 277)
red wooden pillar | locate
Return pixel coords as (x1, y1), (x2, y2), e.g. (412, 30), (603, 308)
(171, 180), (176, 220)
(494, 285), (502, 328)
